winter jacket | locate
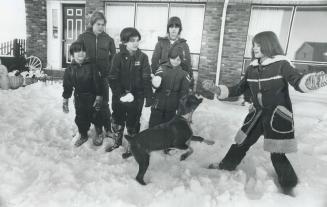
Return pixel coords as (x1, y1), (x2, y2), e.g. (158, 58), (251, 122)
(77, 28), (116, 79)
(152, 63), (190, 112)
(62, 59), (103, 99)
(109, 44), (152, 100)
(151, 36), (193, 79)
(217, 55), (314, 154)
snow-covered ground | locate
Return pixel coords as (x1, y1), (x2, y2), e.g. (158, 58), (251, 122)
(0, 82), (327, 207)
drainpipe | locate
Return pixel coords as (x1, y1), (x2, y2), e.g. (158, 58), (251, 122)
(215, 0), (229, 85)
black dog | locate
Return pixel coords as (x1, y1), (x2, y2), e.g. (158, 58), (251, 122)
(125, 94), (215, 185)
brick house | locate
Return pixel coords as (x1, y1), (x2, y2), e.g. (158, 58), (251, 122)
(25, 0), (327, 96)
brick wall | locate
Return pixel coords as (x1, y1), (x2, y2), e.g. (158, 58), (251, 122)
(197, 1), (224, 98)
(25, 0), (47, 67)
(219, 2), (251, 86)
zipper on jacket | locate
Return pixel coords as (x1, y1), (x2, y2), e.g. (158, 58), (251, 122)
(95, 36), (98, 63)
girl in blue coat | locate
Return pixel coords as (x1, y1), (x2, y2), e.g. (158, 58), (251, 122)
(202, 31), (327, 194)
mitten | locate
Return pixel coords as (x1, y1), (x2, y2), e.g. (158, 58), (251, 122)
(63, 98), (69, 113)
(120, 93), (134, 103)
(93, 96), (103, 111)
(152, 76), (162, 88)
(202, 80), (221, 96)
(305, 71), (327, 90)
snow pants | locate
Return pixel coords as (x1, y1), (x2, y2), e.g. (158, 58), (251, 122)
(74, 93), (102, 135)
(111, 96), (144, 135)
(219, 116), (298, 189)
(148, 108), (176, 128)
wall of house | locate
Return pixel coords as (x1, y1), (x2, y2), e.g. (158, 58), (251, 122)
(219, 2), (251, 86)
(25, 0), (47, 66)
(196, 1), (224, 98)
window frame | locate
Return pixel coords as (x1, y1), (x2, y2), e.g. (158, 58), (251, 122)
(105, 1), (206, 71)
(242, 4), (327, 75)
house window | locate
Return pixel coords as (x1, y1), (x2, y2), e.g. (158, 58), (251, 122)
(105, 2), (205, 71)
(244, 6), (293, 58)
(243, 5), (327, 74)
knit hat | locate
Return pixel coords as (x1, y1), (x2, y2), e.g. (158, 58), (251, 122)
(167, 16), (182, 34)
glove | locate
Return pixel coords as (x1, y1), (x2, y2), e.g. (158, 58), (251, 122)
(120, 93), (134, 103)
(93, 96), (103, 111)
(145, 97), (153, 108)
(152, 76), (162, 88)
(202, 80), (221, 96)
(63, 98), (69, 113)
(305, 71), (327, 90)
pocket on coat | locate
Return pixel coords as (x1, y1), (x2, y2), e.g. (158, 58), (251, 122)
(270, 105), (294, 134)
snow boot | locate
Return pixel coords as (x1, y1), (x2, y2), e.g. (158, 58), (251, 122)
(75, 132), (88, 147)
(271, 153), (298, 194)
(122, 128), (137, 159)
(93, 126), (104, 146)
(104, 118), (114, 138)
(105, 124), (123, 152)
(209, 144), (246, 170)
(122, 128), (140, 159)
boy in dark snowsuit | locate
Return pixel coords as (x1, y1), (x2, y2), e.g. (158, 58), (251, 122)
(149, 47), (191, 128)
(77, 11), (116, 144)
(106, 27), (153, 158)
(202, 31), (327, 194)
(151, 16), (193, 88)
(62, 41), (103, 147)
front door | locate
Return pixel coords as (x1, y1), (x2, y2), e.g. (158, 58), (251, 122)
(62, 4), (85, 68)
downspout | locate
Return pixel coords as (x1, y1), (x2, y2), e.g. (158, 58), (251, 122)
(215, 0), (229, 85)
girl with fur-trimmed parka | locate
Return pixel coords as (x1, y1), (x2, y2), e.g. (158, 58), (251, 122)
(202, 31), (327, 194)
(151, 16), (193, 85)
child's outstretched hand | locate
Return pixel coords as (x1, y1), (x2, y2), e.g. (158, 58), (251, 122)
(202, 79), (215, 91)
(305, 71), (327, 90)
(93, 96), (103, 111)
(63, 98), (69, 113)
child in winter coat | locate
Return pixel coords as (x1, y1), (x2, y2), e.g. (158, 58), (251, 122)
(149, 47), (191, 128)
(77, 11), (116, 144)
(202, 31), (327, 194)
(62, 41), (103, 147)
(151, 16), (193, 89)
(106, 27), (153, 158)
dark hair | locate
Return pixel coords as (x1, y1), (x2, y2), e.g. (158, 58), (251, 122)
(89, 11), (107, 26)
(251, 31), (284, 59)
(120, 27), (141, 43)
(69, 41), (86, 56)
(168, 47), (184, 60)
(167, 16), (182, 34)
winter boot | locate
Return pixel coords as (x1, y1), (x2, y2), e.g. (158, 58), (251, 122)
(105, 124), (123, 152)
(271, 153), (298, 194)
(104, 117), (114, 138)
(75, 132), (88, 147)
(122, 128), (137, 159)
(209, 144), (247, 170)
(93, 126), (104, 146)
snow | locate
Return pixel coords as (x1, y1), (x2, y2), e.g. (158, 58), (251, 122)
(1, 82), (327, 207)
